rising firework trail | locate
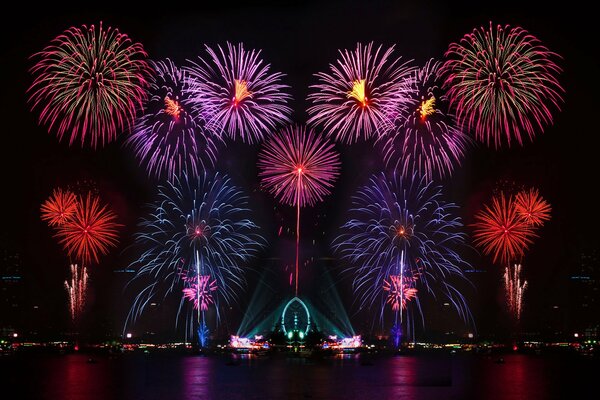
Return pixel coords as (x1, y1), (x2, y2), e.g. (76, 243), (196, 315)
(258, 125), (340, 295)
(308, 42), (415, 143)
(504, 264), (527, 320)
(333, 172), (472, 342)
(380, 59), (470, 180)
(186, 43), (292, 143)
(28, 22), (151, 148)
(65, 264), (88, 323)
(441, 22), (564, 148)
(125, 173), (264, 345)
(127, 59), (220, 180)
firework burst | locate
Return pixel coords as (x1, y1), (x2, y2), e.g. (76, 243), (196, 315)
(472, 192), (536, 265)
(440, 22), (564, 147)
(258, 125), (340, 295)
(186, 42), (292, 143)
(127, 59), (220, 179)
(126, 172), (263, 339)
(380, 59), (470, 180)
(515, 188), (551, 227)
(308, 42), (415, 143)
(333, 172), (472, 335)
(383, 275), (418, 311)
(28, 22), (151, 148)
(258, 125), (341, 207)
(55, 192), (120, 265)
(41, 188), (78, 227)
(182, 275), (217, 311)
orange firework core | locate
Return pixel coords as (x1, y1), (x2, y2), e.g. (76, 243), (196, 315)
(164, 96), (183, 118)
(418, 96), (436, 120)
(348, 79), (368, 107)
(234, 79), (252, 106)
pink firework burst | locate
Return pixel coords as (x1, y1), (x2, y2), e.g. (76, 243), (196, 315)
(257, 125), (340, 207)
(307, 42), (415, 143)
(183, 275), (217, 311)
(186, 42), (292, 144)
(65, 264), (88, 322)
(28, 22), (151, 148)
(383, 275), (418, 311)
(515, 188), (551, 227)
(41, 188), (78, 227)
(441, 23), (564, 148)
(504, 264), (527, 320)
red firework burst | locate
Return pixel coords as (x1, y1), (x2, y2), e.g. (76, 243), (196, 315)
(41, 188), (78, 227)
(472, 193), (536, 265)
(258, 125), (340, 207)
(383, 275), (418, 311)
(515, 188), (551, 227)
(55, 192), (120, 265)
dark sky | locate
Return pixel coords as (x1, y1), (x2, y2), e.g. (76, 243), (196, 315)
(1, 1), (597, 340)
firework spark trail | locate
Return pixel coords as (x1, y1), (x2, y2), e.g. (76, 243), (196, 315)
(504, 264), (527, 320)
(258, 125), (340, 294)
(65, 264), (88, 322)
(308, 42), (415, 143)
(441, 22), (564, 148)
(28, 22), (151, 148)
(55, 192), (120, 266)
(333, 172), (472, 337)
(380, 59), (470, 180)
(127, 59), (221, 179)
(186, 42), (292, 143)
(472, 192), (536, 266)
(41, 188), (78, 227)
(125, 172), (264, 341)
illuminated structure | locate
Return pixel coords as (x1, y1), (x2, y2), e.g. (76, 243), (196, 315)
(281, 297), (311, 342)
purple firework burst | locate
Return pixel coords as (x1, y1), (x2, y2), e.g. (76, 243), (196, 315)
(186, 43), (292, 144)
(126, 59), (220, 180)
(379, 59), (470, 180)
(307, 42), (415, 144)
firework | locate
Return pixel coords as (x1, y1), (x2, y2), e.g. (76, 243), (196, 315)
(126, 172), (263, 341)
(472, 192), (537, 266)
(55, 192), (120, 265)
(65, 264), (88, 322)
(41, 188), (78, 227)
(186, 43), (292, 143)
(333, 172), (472, 337)
(28, 22), (151, 148)
(380, 59), (470, 180)
(383, 275), (418, 311)
(258, 125), (340, 207)
(307, 42), (415, 143)
(183, 275), (217, 311)
(258, 125), (340, 295)
(441, 23), (564, 148)
(504, 263), (527, 320)
(515, 188), (551, 227)
(127, 59), (220, 179)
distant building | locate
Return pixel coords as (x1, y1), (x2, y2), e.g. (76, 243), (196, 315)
(0, 248), (23, 335)
(569, 249), (600, 338)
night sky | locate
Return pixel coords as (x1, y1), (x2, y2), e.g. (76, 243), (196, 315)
(1, 2), (597, 341)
